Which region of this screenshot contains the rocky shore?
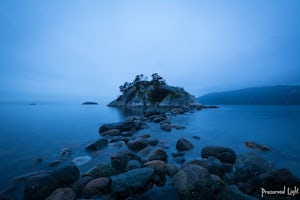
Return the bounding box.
[0,105,299,200]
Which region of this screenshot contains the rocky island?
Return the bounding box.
[1,74,299,200]
[108,73,201,108]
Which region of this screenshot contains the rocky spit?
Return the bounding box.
[1,75,299,200]
[0,106,299,200]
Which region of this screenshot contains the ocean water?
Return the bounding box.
[0,104,299,191]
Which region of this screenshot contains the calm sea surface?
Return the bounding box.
[0,104,299,190]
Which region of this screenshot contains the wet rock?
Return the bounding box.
[72,176,93,195]
[233,153,276,183]
[171,125,186,130]
[239,168,300,197]
[84,163,115,178]
[110,167,155,198]
[222,162,233,173]
[81,177,110,197]
[148,139,159,146]
[201,146,237,164]
[108,141,125,149]
[143,160,167,176]
[140,134,151,138]
[147,149,168,161]
[152,116,167,123]
[24,165,80,200]
[120,131,133,137]
[160,121,172,131]
[127,138,148,151]
[210,174,225,195]
[99,120,141,133]
[165,164,180,178]
[144,107,161,117]
[173,164,214,200]
[171,108,185,115]
[36,157,43,163]
[72,155,91,166]
[60,148,71,158]
[85,138,108,152]
[109,136,130,144]
[45,187,76,200]
[184,159,208,169]
[176,138,194,151]
[192,136,200,140]
[48,159,64,167]
[143,160,167,186]
[173,157,185,164]
[100,129,121,137]
[126,159,142,171]
[215,185,258,200]
[111,150,141,172]
[205,156,225,178]
[245,141,271,152]
[138,147,154,158]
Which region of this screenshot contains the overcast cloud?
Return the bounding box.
[1,0,299,103]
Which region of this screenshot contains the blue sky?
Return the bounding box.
[1,0,300,103]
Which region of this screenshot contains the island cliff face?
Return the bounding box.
[108,73,201,108]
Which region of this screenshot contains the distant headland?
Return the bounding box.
[199,85,300,105]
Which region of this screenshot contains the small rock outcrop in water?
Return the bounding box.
[82,102,98,105]
[108,73,201,108]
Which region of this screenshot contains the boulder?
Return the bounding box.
[126,159,142,171]
[110,150,141,172]
[146,149,168,161]
[160,122,172,132]
[171,125,186,130]
[165,164,180,178]
[233,153,276,183]
[83,163,115,178]
[205,156,225,178]
[201,146,237,164]
[210,174,225,195]
[81,177,110,197]
[245,141,271,152]
[85,139,108,152]
[24,165,80,200]
[72,176,93,195]
[173,164,214,200]
[143,160,168,186]
[138,147,154,158]
[143,160,167,177]
[171,108,185,115]
[72,156,91,166]
[176,138,194,151]
[239,168,300,197]
[110,168,155,198]
[99,120,141,133]
[152,116,167,123]
[144,107,161,117]
[100,129,121,137]
[45,187,76,200]
[148,139,159,146]
[127,138,148,151]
